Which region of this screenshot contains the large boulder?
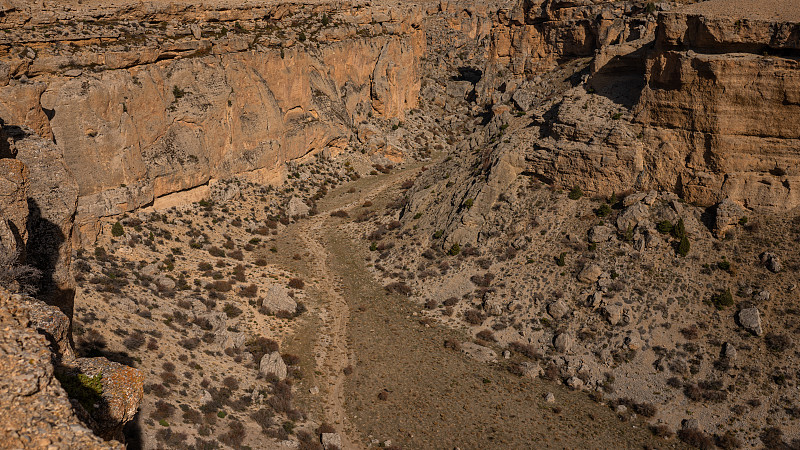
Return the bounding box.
[738,307,763,336]
[259,352,288,380]
[262,284,297,315]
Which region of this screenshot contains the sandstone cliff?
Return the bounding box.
[0,1,425,245]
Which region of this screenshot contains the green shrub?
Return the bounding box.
[556,252,566,267]
[111,221,124,237]
[56,372,103,413]
[463,198,474,209]
[448,243,461,256]
[433,230,443,239]
[709,289,733,309]
[568,186,583,200]
[677,235,690,257]
[672,218,686,239]
[596,203,611,217]
[656,220,673,234]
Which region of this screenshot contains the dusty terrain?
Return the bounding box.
[2,0,800,449]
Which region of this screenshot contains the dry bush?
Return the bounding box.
[288,278,305,289]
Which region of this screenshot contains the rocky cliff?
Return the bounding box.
[0,0,426,245]
[0,129,144,446]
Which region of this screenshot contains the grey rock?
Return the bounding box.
[760,252,782,273]
[682,419,699,430]
[262,284,297,315]
[321,433,342,450]
[553,332,573,353]
[545,392,555,403]
[287,196,310,217]
[738,307,763,336]
[259,352,287,380]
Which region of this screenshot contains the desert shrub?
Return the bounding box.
[219,421,246,447]
[208,246,225,257]
[123,331,146,350]
[178,337,200,350]
[288,278,305,289]
[247,337,279,362]
[424,298,438,309]
[476,329,496,342]
[443,297,459,307]
[444,339,461,351]
[330,210,349,218]
[508,341,540,359]
[150,400,176,420]
[715,431,743,449]
[208,280,232,292]
[251,408,274,432]
[198,262,213,271]
[182,408,202,424]
[677,428,714,449]
[464,308,484,325]
[240,284,258,297]
[223,303,242,318]
[229,249,244,261]
[255,258,268,266]
[222,376,239,391]
[268,381,293,413]
[765,333,792,353]
[470,272,495,287]
[384,282,412,296]
[650,424,674,438]
[568,186,583,200]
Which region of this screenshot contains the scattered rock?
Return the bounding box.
[259,352,288,380]
[566,376,584,390]
[321,433,342,450]
[262,284,297,315]
[722,342,737,360]
[588,225,615,243]
[577,264,602,284]
[760,252,782,273]
[545,392,555,403]
[681,419,699,430]
[553,332,573,353]
[738,308,763,336]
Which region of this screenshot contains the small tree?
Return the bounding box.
[568,186,583,200]
[111,221,125,237]
[672,218,686,240]
[677,235,690,257]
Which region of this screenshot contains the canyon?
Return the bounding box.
[1,0,799,448]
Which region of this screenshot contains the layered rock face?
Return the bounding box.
[635,4,800,208]
[469,0,800,225]
[0,1,425,245]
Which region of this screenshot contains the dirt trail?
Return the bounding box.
[294,168,419,449]
[287,164,682,449]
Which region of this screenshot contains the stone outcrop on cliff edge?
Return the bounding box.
[0,129,143,446]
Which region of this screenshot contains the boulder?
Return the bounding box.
[547,299,569,319]
[616,202,649,232]
[262,284,297,315]
[259,352,287,380]
[722,342,737,360]
[760,252,782,273]
[588,225,615,243]
[321,433,342,450]
[553,332,573,353]
[577,264,602,284]
[738,308,763,336]
[286,197,310,218]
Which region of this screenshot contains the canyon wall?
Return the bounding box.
[480,0,800,214]
[0,1,425,244]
